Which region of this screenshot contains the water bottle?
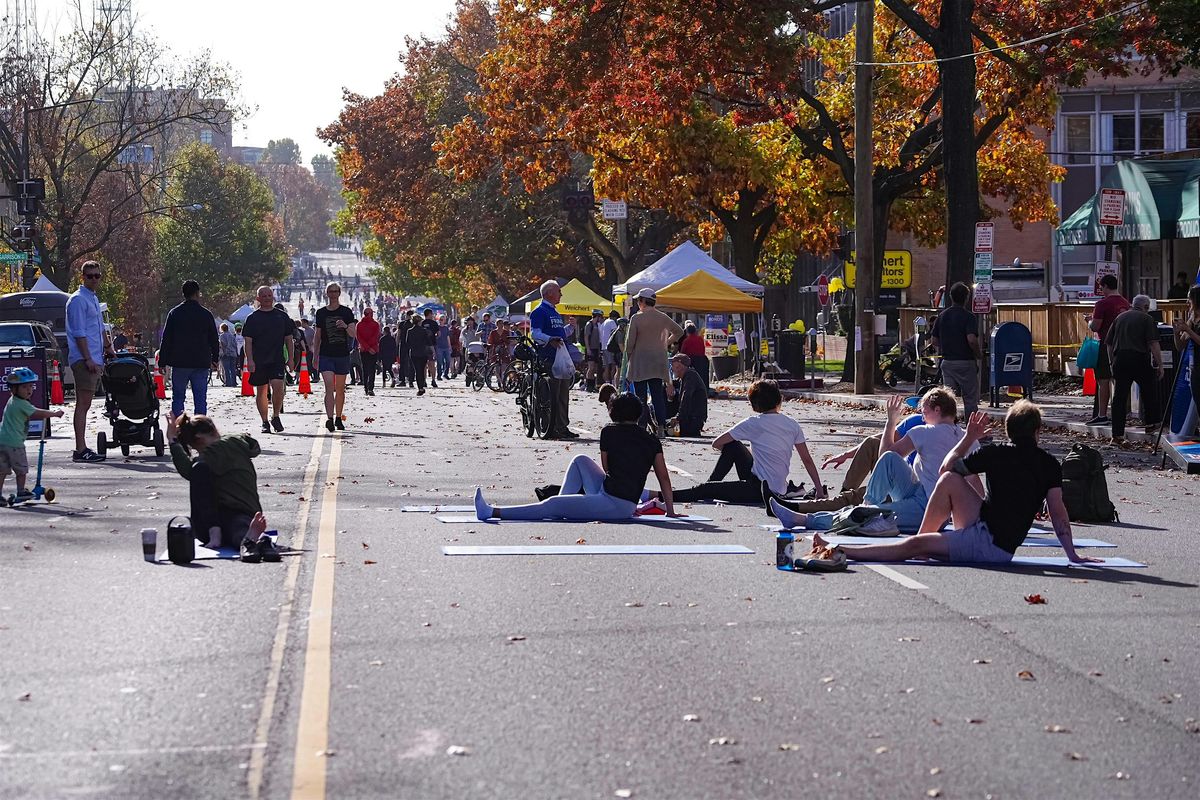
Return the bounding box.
[775,531,795,571]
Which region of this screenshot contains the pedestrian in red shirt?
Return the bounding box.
[356,307,382,396]
[678,322,710,387]
[1085,274,1131,426]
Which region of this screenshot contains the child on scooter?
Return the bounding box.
[0,368,64,502]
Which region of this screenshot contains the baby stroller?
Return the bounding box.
[878,334,941,392]
[97,352,165,457]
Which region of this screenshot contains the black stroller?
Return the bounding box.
[97,352,165,457]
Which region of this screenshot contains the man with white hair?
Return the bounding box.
[1106,293,1164,441]
[529,280,575,438]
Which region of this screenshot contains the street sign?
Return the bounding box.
[0,252,28,262]
[972,282,994,314]
[1093,260,1119,294]
[845,250,912,288]
[816,274,830,306]
[1099,188,1126,227]
[974,222,995,252]
[973,252,993,284]
[600,199,627,220]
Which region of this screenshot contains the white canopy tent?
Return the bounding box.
[30,275,63,292]
[612,240,764,297]
[228,303,255,323]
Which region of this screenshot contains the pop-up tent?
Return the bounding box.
[655,270,763,313]
[228,303,255,323]
[527,279,620,315]
[612,240,764,296]
[30,275,63,292]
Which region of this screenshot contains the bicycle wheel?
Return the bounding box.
[486,360,505,392]
[502,365,521,394]
[518,376,535,438]
[532,375,553,438]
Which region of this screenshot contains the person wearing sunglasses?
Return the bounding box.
[65,260,115,462]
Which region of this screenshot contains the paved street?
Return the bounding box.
[1,373,1198,799]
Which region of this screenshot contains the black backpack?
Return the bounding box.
[1060,444,1118,523]
[606,328,623,355]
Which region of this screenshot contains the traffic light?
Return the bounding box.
[832,230,855,262]
[10,222,33,250]
[22,264,37,288]
[562,188,594,225]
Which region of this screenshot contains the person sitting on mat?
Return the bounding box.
[475,393,679,521]
[770,389,982,532]
[658,379,824,505]
[810,400,1101,565]
[664,353,707,437]
[167,412,277,563]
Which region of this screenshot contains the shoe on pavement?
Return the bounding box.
[325,418,335,432]
[72,448,105,463]
[271,415,284,432]
[257,536,282,563]
[1085,416,1111,426]
[795,543,848,572]
[558,430,579,439]
[417,388,426,396]
[857,513,900,536]
[534,484,562,501]
[261,421,272,434]
[430,381,438,388]
[240,538,262,563]
[334,418,345,431]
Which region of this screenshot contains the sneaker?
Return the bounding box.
[430,381,438,388]
[534,484,562,501]
[257,536,282,563]
[417,388,426,396]
[559,430,579,439]
[334,418,345,431]
[72,448,105,463]
[795,543,848,572]
[857,513,901,537]
[1085,416,1111,426]
[271,416,284,432]
[325,418,335,432]
[240,538,262,563]
[261,421,272,434]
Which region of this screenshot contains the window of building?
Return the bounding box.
[199,129,213,145]
[1187,112,1200,149]
[1064,117,1092,164]
[1111,114,1136,154]
[1140,113,1164,153]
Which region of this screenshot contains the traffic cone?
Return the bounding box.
[298,352,312,396]
[241,363,253,397]
[49,361,64,404]
[1082,368,1096,397]
[153,365,166,400]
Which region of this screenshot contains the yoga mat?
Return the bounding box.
[437,514,714,524]
[154,536,291,563]
[756,526,1116,549]
[401,505,474,513]
[853,556,1146,569]
[442,544,755,556]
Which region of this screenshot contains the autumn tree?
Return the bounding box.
[0,1,242,289]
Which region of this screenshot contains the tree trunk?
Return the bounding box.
[938,0,979,289]
[714,188,775,282]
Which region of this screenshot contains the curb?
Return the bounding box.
[781,390,1164,445]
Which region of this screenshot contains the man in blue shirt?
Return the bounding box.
[529,280,575,439]
[65,260,114,463]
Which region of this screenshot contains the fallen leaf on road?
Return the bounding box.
[973,659,991,665]
[1065,752,1086,761]
[1024,594,1047,605]
[1045,724,1071,734]
[874,746,889,755]
[708,737,736,746]
[926,790,942,798]
[278,490,295,495]
[778,743,800,751]
[445,745,470,756]
[507,635,526,642]
[615,791,633,799]
[624,602,644,608]
[682,714,700,722]
[966,718,985,724]
[820,676,835,684]
[929,767,941,775]
[576,537,587,544]
[898,637,921,642]
[1110,771,1131,780]
[363,560,377,565]
[16,692,30,701]
[1018,670,1036,681]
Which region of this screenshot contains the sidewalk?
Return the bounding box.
[779,385,1172,446]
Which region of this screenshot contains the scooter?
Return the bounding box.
[7,422,56,506]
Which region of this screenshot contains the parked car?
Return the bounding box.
[0,320,70,389]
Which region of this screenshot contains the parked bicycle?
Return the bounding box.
[509,334,552,438]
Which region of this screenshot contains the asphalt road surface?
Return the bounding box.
[2,374,1197,799]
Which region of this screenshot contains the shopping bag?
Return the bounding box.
[551,344,576,379]
[1076,337,1099,371]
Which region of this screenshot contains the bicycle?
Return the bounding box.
[463,349,487,391]
[510,334,552,438]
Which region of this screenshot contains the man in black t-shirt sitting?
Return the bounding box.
[813,401,1101,565]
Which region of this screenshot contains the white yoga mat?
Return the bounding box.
[852,556,1146,569]
[443,544,754,556]
[436,514,714,524]
[401,505,474,513]
[757,525,1116,548]
[154,535,285,562]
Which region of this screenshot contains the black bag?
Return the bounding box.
[605,329,622,355]
[1060,444,1118,523]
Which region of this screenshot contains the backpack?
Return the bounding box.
[1060,444,1118,523]
[606,328,623,355]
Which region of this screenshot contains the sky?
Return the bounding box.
[38,0,461,164]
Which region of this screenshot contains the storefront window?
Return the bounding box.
[1065,117,1092,164]
[1112,114,1137,154]
[1140,114,1164,153]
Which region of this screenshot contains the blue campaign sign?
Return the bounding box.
[1171,340,1194,434]
[705,314,728,330]
[0,351,49,436]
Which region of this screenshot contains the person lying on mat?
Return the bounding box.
[475,393,678,521]
[167,412,278,563]
[770,389,983,532]
[655,379,823,505]
[810,400,1102,565]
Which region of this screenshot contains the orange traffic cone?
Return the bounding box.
[298,352,312,396]
[1082,368,1096,397]
[49,361,64,404]
[153,365,166,400]
[241,363,253,397]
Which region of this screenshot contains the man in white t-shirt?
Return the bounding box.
[666,380,824,504]
[771,389,982,532]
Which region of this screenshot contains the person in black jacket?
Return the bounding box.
[159,280,219,417]
[396,313,413,387]
[378,326,398,387]
[665,354,707,437]
[404,316,431,395]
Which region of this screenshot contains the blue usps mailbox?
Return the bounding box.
[989,322,1034,408]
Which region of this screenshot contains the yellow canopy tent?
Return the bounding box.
[654,270,763,313]
[526,278,620,316]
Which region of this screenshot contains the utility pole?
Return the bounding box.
[853,0,876,394]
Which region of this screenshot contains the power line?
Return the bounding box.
[851,2,1150,68]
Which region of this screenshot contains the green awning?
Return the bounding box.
[1056,158,1200,246]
